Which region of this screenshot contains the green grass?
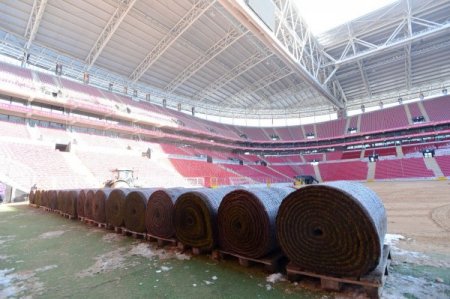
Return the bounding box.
[0,204,321,298]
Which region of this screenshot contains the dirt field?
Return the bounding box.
[367,181,450,256]
[0,180,449,298]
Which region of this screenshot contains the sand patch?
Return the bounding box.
[431,204,450,231]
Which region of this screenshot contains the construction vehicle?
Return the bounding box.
[293,175,319,189]
[104,168,137,188]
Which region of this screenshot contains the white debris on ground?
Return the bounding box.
[160,266,172,272]
[175,252,191,261]
[385,234,450,267]
[129,243,157,259]
[265,284,273,291]
[0,255,11,261]
[0,235,16,246]
[383,271,450,299]
[0,265,55,298]
[76,247,130,278]
[266,273,286,284]
[212,276,218,280]
[203,280,213,285]
[384,234,405,245]
[127,242,191,261]
[35,265,58,272]
[102,233,125,243]
[38,230,65,239]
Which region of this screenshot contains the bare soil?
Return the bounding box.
[366,180,450,258]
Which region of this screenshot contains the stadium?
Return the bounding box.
[0,0,449,298]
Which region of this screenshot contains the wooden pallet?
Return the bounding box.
[212,250,284,273]
[146,233,177,247]
[41,207,52,212]
[59,211,76,220]
[82,217,109,229]
[286,245,391,299]
[176,242,209,255]
[121,228,146,239]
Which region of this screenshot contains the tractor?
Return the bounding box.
[104,168,137,188]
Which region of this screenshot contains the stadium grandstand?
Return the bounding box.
[0,0,449,195]
[0,0,449,297]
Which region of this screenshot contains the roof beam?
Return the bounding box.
[347,24,372,99]
[192,49,273,102]
[129,0,215,83]
[218,0,344,108]
[223,66,291,108]
[23,0,48,53]
[85,0,137,70]
[405,0,413,90]
[164,24,247,93]
[332,19,450,67]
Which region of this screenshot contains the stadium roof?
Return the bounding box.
[0,0,449,120]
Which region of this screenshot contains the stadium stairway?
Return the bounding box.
[417,101,430,121]
[367,161,376,181]
[360,149,366,159]
[404,104,413,125]
[395,146,404,158]
[344,117,351,134]
[423,157,444,178]
[312,164,323,182]
[26,124,41,140]
[62,152,98,186]
[356,115,362,132]
[300,125,306,139]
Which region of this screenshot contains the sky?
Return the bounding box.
[294,0,398,35]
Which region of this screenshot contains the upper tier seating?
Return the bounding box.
[360,105,409,132]
[36,72,59,88]
[316,118,346,139]
[1,62,450,145]
[408,102,422,119]
[0,62,33,81]
[238,126,269,141]
[347,116,358,131]
[274,127,295,141]
[422,96,450,122]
